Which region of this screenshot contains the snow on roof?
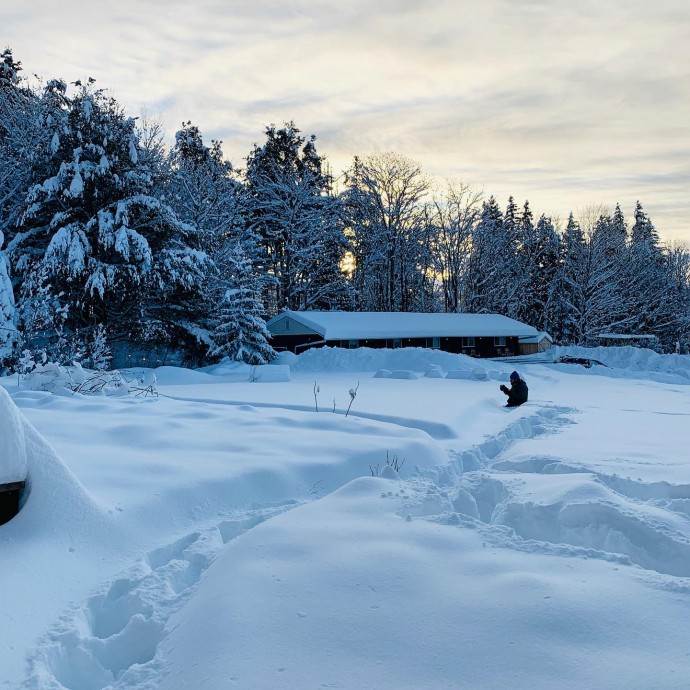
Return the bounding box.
[268,311,538,339]
[518,331,553,343]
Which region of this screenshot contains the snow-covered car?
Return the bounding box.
[555,355,606,368]
[0,387,27,525]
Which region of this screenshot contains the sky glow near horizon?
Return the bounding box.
[5,0,690,241]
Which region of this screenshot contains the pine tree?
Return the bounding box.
[0,48,21,87]
[16,83,207,364]
[209,242,275,364]
[466,195,505,313]
[664,244,690,351]
[626,201,667,340]
[558,213,586,343]
[84,323,112,370]
[499,196,521,317]
[0,48,45,250]
[0,230,17,364]
[510,200,535,323]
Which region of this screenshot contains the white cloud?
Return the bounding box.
[6,0,689,240]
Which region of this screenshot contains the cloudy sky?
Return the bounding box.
[5,0,689,241]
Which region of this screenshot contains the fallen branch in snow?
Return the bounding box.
[70,370,126,395]
[308,480,324,496]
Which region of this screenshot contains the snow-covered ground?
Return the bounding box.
[3,346,690,689]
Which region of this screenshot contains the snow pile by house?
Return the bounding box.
[282,343,690,385]
[285,346,505,379]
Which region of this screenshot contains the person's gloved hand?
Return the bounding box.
[499,384,509,394]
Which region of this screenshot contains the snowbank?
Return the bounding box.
[286,344,690,385]
[0,386,27,484]
[289,346,509,380]
[550,345,690,384]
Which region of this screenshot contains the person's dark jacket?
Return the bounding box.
[501,378,528,407]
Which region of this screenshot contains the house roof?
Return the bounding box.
[518,331,553,344]
[267,310,539,340]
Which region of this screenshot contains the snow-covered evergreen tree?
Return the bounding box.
[626,201,669,342]
[209,242,275,364]
[0,230,17,364]
[558,213,586,343]
[499,196,522,317]
[664,243,690,351]
[466,196,507,314]
[84,323,112,370]
[512,200,536,323]
[16,83,207,364]
[527,214,561,332]
[0,48,46,254]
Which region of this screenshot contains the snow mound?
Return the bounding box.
[153,365,217,384]
[424,364,445,378]
[0,387,27,484]
[446,369,472,380]
[389,370,418,380]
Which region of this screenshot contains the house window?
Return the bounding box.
[348,339,359,349]
[285,319,290,331]
[393,338,401,349]
[431,337,440,349]
[494,336,506,346]
[462,337,475,348]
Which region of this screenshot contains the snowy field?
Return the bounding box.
[3,346,690,689]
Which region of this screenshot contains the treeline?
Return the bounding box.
[0,48,688,371]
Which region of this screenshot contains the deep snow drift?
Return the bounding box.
[2,345,690,689]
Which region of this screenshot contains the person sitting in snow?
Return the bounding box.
[500,371,528,407]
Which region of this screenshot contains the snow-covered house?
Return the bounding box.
[266,311,539,358]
